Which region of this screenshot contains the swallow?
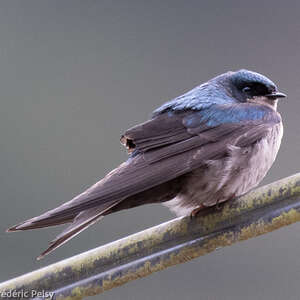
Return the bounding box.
[7,69,286,259]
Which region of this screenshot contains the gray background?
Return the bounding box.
[1,1,300,299]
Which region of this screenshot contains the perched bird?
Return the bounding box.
[7,69,286,259]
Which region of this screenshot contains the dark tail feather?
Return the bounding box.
[6,213,75,232]
[36,207,104,260]
[7,200,123,259]
[37,200,122,260]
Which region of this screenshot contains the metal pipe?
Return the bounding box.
[1,173,300,300]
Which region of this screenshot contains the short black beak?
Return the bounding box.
[265,91,287,99]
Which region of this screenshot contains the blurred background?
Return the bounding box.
[0,1,300,299]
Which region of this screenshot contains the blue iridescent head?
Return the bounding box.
[214,69,286,104]
[153,69,286,116]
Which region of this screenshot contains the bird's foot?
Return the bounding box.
[190,204,207,218]
[215,194,236,210]
[215,200,222,210]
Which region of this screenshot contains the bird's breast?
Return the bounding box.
[164,122,283,216]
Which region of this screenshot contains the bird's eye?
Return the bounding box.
[242,86,251,93]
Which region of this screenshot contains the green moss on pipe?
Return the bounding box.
[0,173,300,300]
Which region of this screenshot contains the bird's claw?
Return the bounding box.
[190,204,207,218]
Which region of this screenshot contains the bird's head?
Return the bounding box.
[214,69,286,110]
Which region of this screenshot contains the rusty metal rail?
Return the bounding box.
[0,173,300,300]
